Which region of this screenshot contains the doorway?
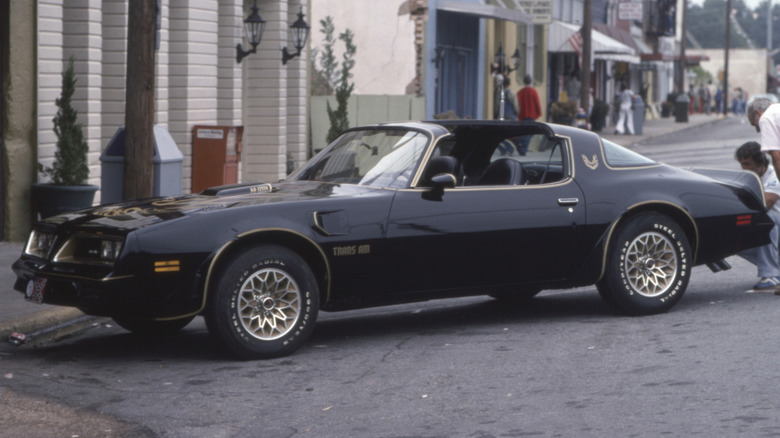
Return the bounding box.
[435,11,478,119]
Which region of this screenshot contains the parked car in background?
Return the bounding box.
[13,120,772,359]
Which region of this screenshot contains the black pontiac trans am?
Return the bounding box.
[13,121,773,359]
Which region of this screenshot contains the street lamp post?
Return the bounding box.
[494,46,506,120]
[492,46,521,120]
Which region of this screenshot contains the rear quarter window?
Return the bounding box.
[602,139,657,167]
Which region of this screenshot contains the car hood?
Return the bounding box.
[38,181,386,232]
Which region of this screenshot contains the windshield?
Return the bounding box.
[291,129,429,188]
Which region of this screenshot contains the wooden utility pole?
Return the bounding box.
[580,0,592,113]
[123,0,156,200]
[724,0,731,115]
[677,0,687,94]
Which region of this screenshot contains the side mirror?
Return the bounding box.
[423,173,456,201]
[431,173,457,189]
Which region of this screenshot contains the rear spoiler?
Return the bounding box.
[688,168,765,208]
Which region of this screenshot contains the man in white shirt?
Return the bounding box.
[735,141,780,291]
[747,98,780,175]
[614,82,635,135]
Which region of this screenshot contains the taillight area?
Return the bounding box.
[736,214,753,226]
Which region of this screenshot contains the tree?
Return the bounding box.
[311,16,357,144]
[326,29,356,143]
[123,0,156,200]
[40,56,89,186]
[687,0,760,49]
[315,16,338,95]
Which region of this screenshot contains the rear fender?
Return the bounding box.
[689,168,766,210]
[571,201,699,285]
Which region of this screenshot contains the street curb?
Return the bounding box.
[0,307,91,345]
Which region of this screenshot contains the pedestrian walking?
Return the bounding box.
[614,82,635,135]
[515,74,542,155]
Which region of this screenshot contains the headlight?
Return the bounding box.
[101,239,123,261]
[25,230,56,259]
[53,234,125,266]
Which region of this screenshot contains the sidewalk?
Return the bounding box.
[0,242,97,346]
[600,111,721,147]
[0,111,725,346]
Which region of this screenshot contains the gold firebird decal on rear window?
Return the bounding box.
[582,154,599,170]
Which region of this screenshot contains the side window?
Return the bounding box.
[418,139,459,187]
[488,134,566,185]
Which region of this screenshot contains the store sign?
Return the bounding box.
[618,2,643,20]
[518,0,552,24]
[659,37,675,57]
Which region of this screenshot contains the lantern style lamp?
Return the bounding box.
[282,7,311,65]
[508,48,522,73]
[236,0,266,64]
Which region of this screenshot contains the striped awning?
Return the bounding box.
[548,21,640,64]
[437,0,533,24]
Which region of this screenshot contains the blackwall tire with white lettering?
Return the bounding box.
[205,245,319,359]
[597,212,691,315]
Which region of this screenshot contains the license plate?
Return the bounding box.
[25,278,47,304]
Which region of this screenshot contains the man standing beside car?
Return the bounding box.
[735,141,780,292]
[747,97,780,177]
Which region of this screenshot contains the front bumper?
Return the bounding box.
[12,255,204,319]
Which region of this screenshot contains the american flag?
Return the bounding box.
[568,28,583,66]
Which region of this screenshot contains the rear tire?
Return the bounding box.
[205,245,319,359]
[597,212,691,315]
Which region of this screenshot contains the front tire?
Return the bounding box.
[205,245,319,359]
[597,212,691,315]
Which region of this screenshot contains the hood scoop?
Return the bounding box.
[200,182,278,197]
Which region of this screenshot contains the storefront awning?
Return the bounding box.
[437,0,533,24]
[548,21,640,64]
[592,23,652,56]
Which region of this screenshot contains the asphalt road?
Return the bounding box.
[2,115,778,438]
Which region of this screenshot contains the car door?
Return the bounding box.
[385,142,586,296]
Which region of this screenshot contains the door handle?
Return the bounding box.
[558,198,579,206]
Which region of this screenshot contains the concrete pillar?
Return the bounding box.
[4,1,37,240]
[169,0,220,192]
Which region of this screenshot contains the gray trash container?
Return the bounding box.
[100,125,184,204]
[632,96,645,135]
[675,94,689,123]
